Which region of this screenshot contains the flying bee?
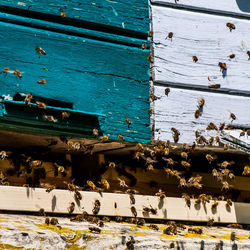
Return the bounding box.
[247,51,250,60]
[36,101,46,109]
[131,206,137,217]
[242,165,250,175]
[24,93,32,105]
[163,157,175,166]
[208,84,221,89]
[229,54,235,59]
[62,111,70,120]
[179,178,187,188]
[44,115,57,123]
[68,202,75,214]
[182,194,191,208]
[99,135,109,142]
[192,56,198,63]
[87,180,96,190]
[117,178,128,188]
[206,154,217,164]
[61,11,66,18]
[147,164,154,171]
[181,151,188,160]
[218,62,227,73]
[93,128,99,136]
[117,134,125,141]
[92,200,101,215]
[29,160,42,168]
[228,173,235,180]
[194,109,201,118]
[221,181,231,191]
[207,122,218,130]
[155,189,166,200]
[74,190,82,201]
[13,69,22,79]
[226,22,235,32]
[163,147,170,156]
[181,160,191,168]
[166,32,173,40]
[219,161,232,168]
[0,151,7,160]
[37,79,47,84]
[101,178,110,190]
[136,143,144,151]
[36,46,46,58]
[1,67,10,76]
[192,182,202,189]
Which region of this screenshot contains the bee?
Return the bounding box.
[171,127,180,143]
[92,128,99,136]
[0,151,7,160]
[182,194,191,208]
[150,93,159,101]
[62,111,70,120]
[226,23,235,32]
[224,144,229,150]
[227,224,243,229]
[36,46,46,57]
[207,122,218,130]
[131,206,137,217]
[219,161,231,168]
[101,178,110,190]
[221,181,231,191]
[194,109,201,118]
[50,218,59,225]
[198,98,205,109]
[36,101,46,109]
[117,134,125,141]
[143,206,151,213]
[67,140,81,150]
[126,236,135,249]
[117,178,128,188]
[207,218,214,226]
[13,69,22,79]
[89,226,101,234]
[206,154,216,165]
[188,227,203,234]
[136,143,144,151]
[68,202,75,214]
[87,180,96,190]
[74,191,82,201]
[108,162,116,168]
[209,84,221,89]
[39,208,46,216]
[215,136,220,143]
[45,217,50,225]
[192,56,198,63]
[150,206,157,215]
[247,51,250,60]
[44,115,57,123]
[218,62,227,73]
[239,131,245,137]
[228,173,235,180]
[1,67,10,76]
[219,122,225,130]
[181,151,188,160]
[165,87,170,96]
[147,164,154,171]
[64,179,77,192]
[193,182,202,189]
[155,189,166,200]
[29,160,43,168]
[211,201,219,210]
[231,231,236,241]
[148,30,153,37]
[92,200,101,215]
[99,135,109,142]
[24,93,32,105]
[40,183,56,193]
[137,218,145,226]
[37,79,47,84]
[179,178,187,188]
[61,11,67,18]
[242,165,250,175]
[148,109,153,115]
[166,32,173,40]
[149,224,159,230]
[229,112,236,122]
[181,160,191,168]
[147,54,154,63]
[229,54,235,59]
[226,199,233,207]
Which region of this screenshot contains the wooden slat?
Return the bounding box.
[153,86,250,143]
[151,0,250,19]
[0,0,149,35]
[0,186,249,224]
[151,6,250,92]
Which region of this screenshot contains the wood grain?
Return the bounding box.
[151,6,250,92]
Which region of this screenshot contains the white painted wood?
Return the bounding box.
[151,0,250,18]
[154,86,250,143]
[151,6,250,92]
[0,186,250,223]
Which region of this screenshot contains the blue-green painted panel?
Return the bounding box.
[0,13,151,143]
[0,0,149,35]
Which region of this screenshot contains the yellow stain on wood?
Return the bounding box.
[0,244,22,250]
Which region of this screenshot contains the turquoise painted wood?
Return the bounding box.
[0,0,149,35]
[0,2,151,143]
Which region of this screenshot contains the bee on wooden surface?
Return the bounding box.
[219,122,225,130]
[149,224,159,230]
[208,83,221,89]
[126,236,135,249]
[1,67,10,76]
[224,144,229,150]
[188,227,203,234]
[231,231,236,241]
[207,122,218,131]
[148,108,153,115]
[101,178,110,190]
[171,127,180,143]
[181,160,191,168]
[226,199,233,207]
[40,183,56,193]
[117,134,125,141]
[163,157,175,166]
[89,226,101,234]
[44,115,57,123]
[24,93,32,105]
[61,11,67,18]
[74,190,82,201]
[221,181,231,191]
[131,206,137,217]
[207,218,214,226]
[227,224,243,229]
[99,135,109,142]
[92,200,101,215]
[181,194,191,208]
[63,179,77,192]
[36,46,46,58]
[13,69,22,79]
[155,189,166,200]
[228,53,235,59]
[226,23,235,32]
[218,62,227,73]
[126,189,139,195]
[194,109,201,119]
[198,98,205,109]
[163,147,170,156]
[150,93,159,101]
[229,112,236,122]
[137,218,145,226]
[166,32,173,40]
[39,208,46,216]
[143,206,151,213]
[50,218,59,225]
[169,242,175,248]
[147,54,154,63]
[239,131,245,137]
[181,151,188,160]
[147,164,154,171]
[163,224,177,235]
[61,111,70,120]
[192,56,198,63]
[68,202,75,214]
[179,178,187,188]
[247,51,250,60]
[0,151,7,160]
[36,101,46,109]
[67,140,81,150]
[54,162,65,173]
[148,30,153,37]
[193,182,203,189]
[242,165,250,175]
[125,117,132,128]
[150,206,157,215]
[165,87,170,96]
[215,136,220,143]
[45,217,50,225]
[37,79,47,85]
[0,171,8,185]
[87,180,96,190]
[211,201,219,210]
[141,42,147,50]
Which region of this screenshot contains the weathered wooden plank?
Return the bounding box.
[0,0,149,35]
[0,18,150,143]
[151,0,250,19]
[1,186,250,223]
[153,86,250,143]
[151,6,250,92]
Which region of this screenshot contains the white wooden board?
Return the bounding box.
[0,186,250,224]
[151,6,250,92]
[151,0,250,18]
[154,86,250,143]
